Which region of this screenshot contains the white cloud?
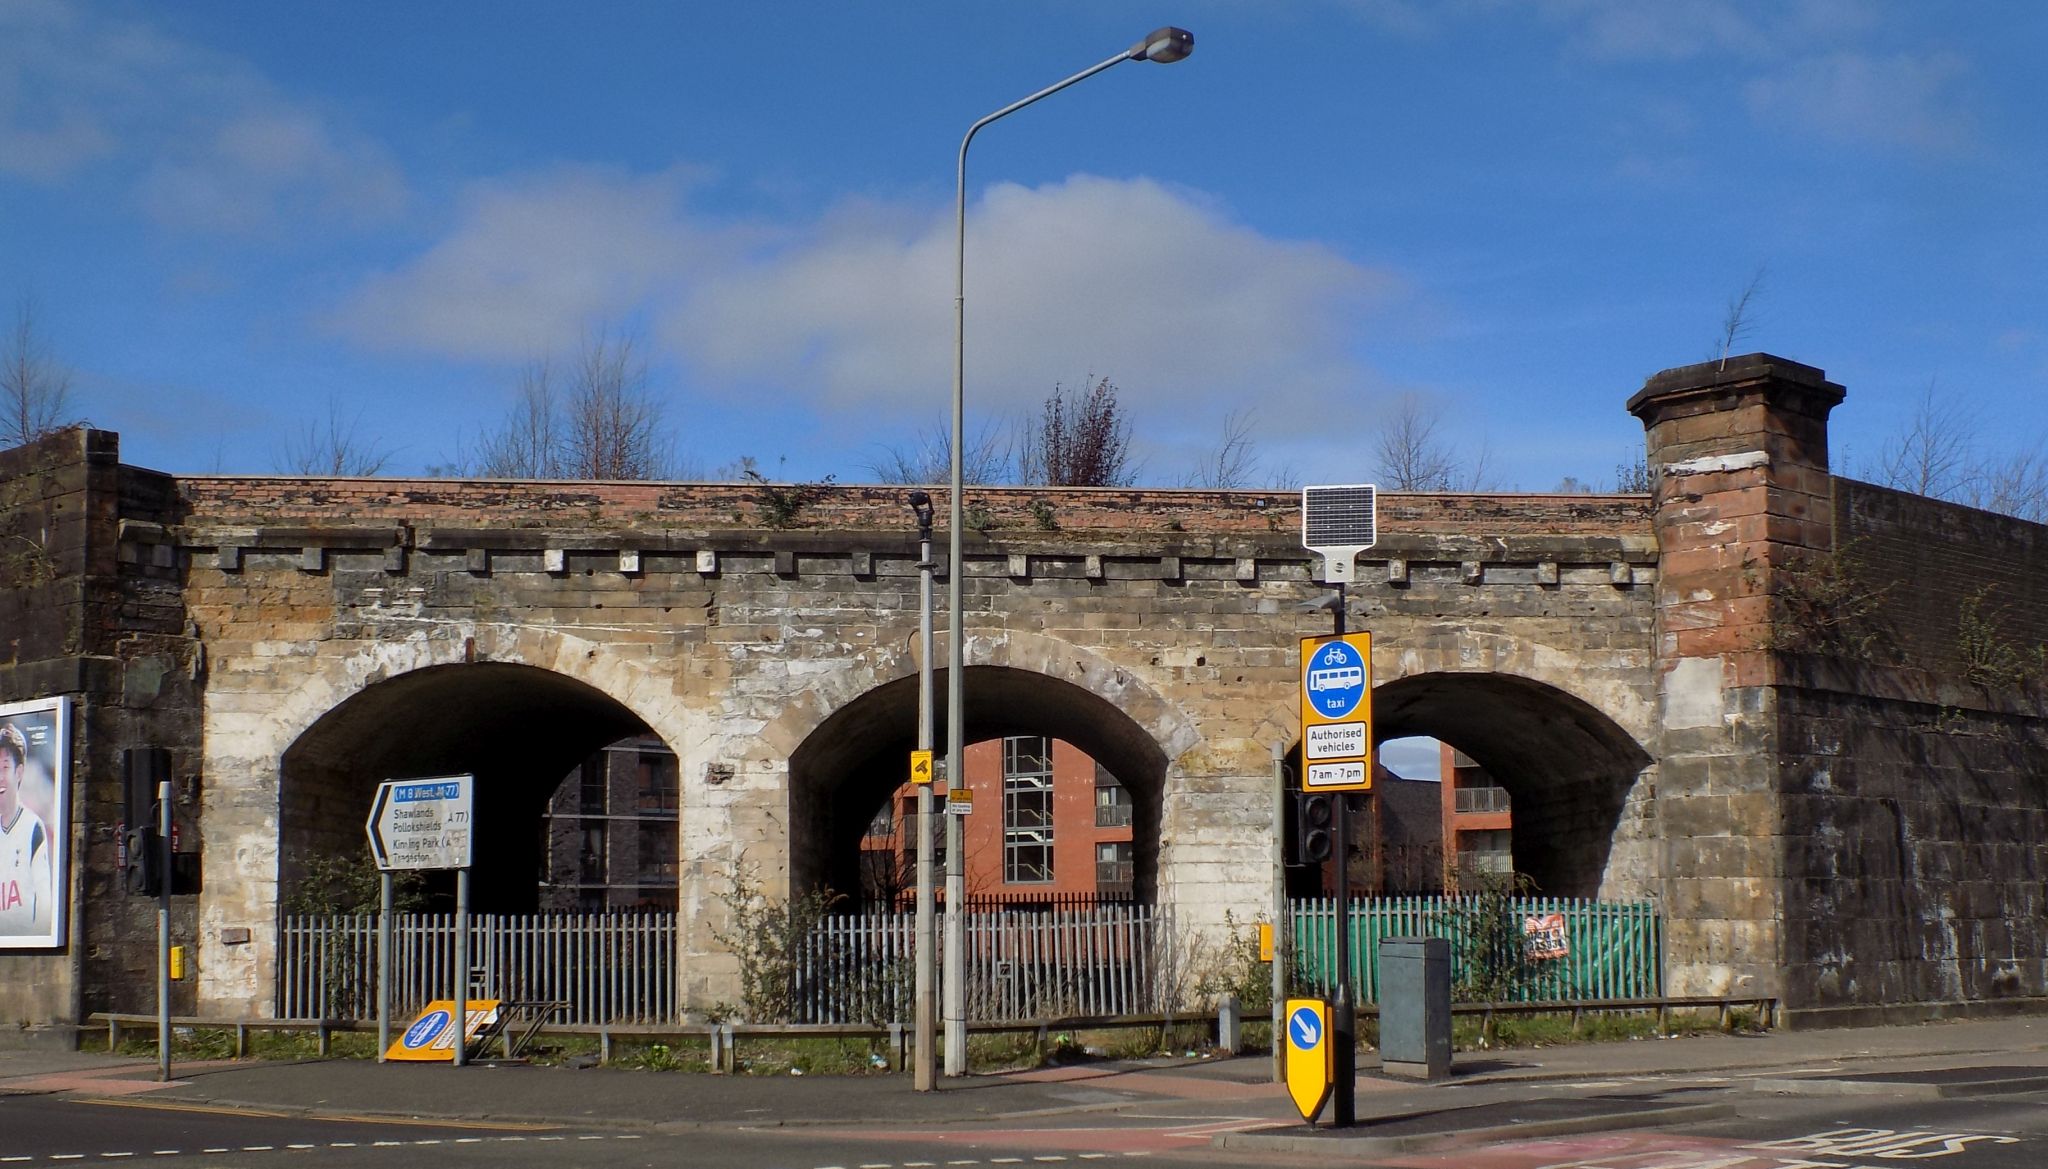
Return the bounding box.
[670,175,1396,443]
[331,166,719,360]
[0,1,406,231]
[329,166,1401,455]
[1746,51,1973,154]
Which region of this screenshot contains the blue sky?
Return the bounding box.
[4,1,2045,489]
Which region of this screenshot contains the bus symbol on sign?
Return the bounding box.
[1304,641,1367,719]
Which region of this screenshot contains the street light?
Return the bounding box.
[908,490,938,1092]
[943,24,1195,1079]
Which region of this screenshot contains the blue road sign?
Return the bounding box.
[402,1009,451,1049]
[1303,640,1367,720]
[1289,1005,1324,1050]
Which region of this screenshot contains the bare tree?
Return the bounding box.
[2,299,78,448]
[1862,382,2048,522]
[1871,381,1976,499]
[453,332,677,480]
[1371,393,1496,491]
[1976,447,2048,523]
[276,398,392,476]
[865,419,1012,485]
[1018,376,1133,487]
[1185,408,1260,489]
[468,359,566,478]
[565,332,671,479]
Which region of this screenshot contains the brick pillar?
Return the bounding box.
[1627,354,1844,999]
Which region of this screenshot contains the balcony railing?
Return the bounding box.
[1455,786,1512,814]
[1095,802,1133,828]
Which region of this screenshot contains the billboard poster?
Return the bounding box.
[0,697,68,950]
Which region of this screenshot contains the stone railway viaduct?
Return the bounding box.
[3,354,2046,1039]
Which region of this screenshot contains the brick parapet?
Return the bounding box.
[168,474,1650,538]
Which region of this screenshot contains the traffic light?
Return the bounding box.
[124,825,162,896]
[1295,792,1334,865]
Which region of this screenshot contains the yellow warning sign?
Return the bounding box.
[385,999,501,1062]
[1258,922,1274,963]
[910,749,935,786]
[1283,997,1333,1123]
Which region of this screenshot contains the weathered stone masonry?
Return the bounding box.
[2,352,2045,1043]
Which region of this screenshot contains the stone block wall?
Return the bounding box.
[0,430,204,1046]
[1773,481,2048,1023]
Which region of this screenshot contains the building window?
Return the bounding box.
[636,749,678,813]
[579,823,607,884]
[578,759,607,814]
[1003,735,1054,884]
[1094,765,1132,827]
[1096,841,1134,888]
[1457,828,1513,875]
[867,799,894,838]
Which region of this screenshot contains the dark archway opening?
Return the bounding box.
[787,666,1169,908]
[279,663,653,913]
[1278,673,1651,900]
[1371,672,1652,898]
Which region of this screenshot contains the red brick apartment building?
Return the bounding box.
[860,736,1135,907]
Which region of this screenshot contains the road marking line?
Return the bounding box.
[287,1145,315,1151]
[2,1156,31,1163]
[52,1155,86,1161]
[1034,1158,1068,1163]
[202,1150,229,1155]
[330,1143,356,1148]
[100,1153,135,1159]
[994,1159,1024,1164]
[152,1154,180,1158]
[616,1136,642,1141]
[454,1138,482,1144]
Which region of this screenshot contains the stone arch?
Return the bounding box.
[1370,672,1652,898]
[769,631,1201,905]
[198,624,687,1014]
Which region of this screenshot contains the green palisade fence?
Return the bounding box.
[1289,895,1662,1003]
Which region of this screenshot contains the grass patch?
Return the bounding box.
[1448,1007,1767,1051]
[103,1026,380,1062]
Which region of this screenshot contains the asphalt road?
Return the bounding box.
[1354,1084,2048,1169]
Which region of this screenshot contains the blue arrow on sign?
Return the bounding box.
[1289,1006,1323,1050]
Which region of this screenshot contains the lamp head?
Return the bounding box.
[1131,26,1194,64]
[907,490,935,530]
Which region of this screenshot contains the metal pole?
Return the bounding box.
[914,516,938,1090]
[949,41,1140,1081]
[156,780,172,1083]
[1271,743,1288,1085]
[454,867,470,1068]
[1330,584,1355,1127]
[378,870,393,1062]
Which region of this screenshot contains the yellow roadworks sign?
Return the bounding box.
[910,749,935,785]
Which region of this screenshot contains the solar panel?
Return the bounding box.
[1302,485,1377,548]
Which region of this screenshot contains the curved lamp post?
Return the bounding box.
[942,25,1194,1080]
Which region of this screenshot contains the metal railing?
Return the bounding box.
[278,911,677,1026]
[791,902,1168,1024]
[1291,895,1661,1003]
[1453,786,1513,814]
